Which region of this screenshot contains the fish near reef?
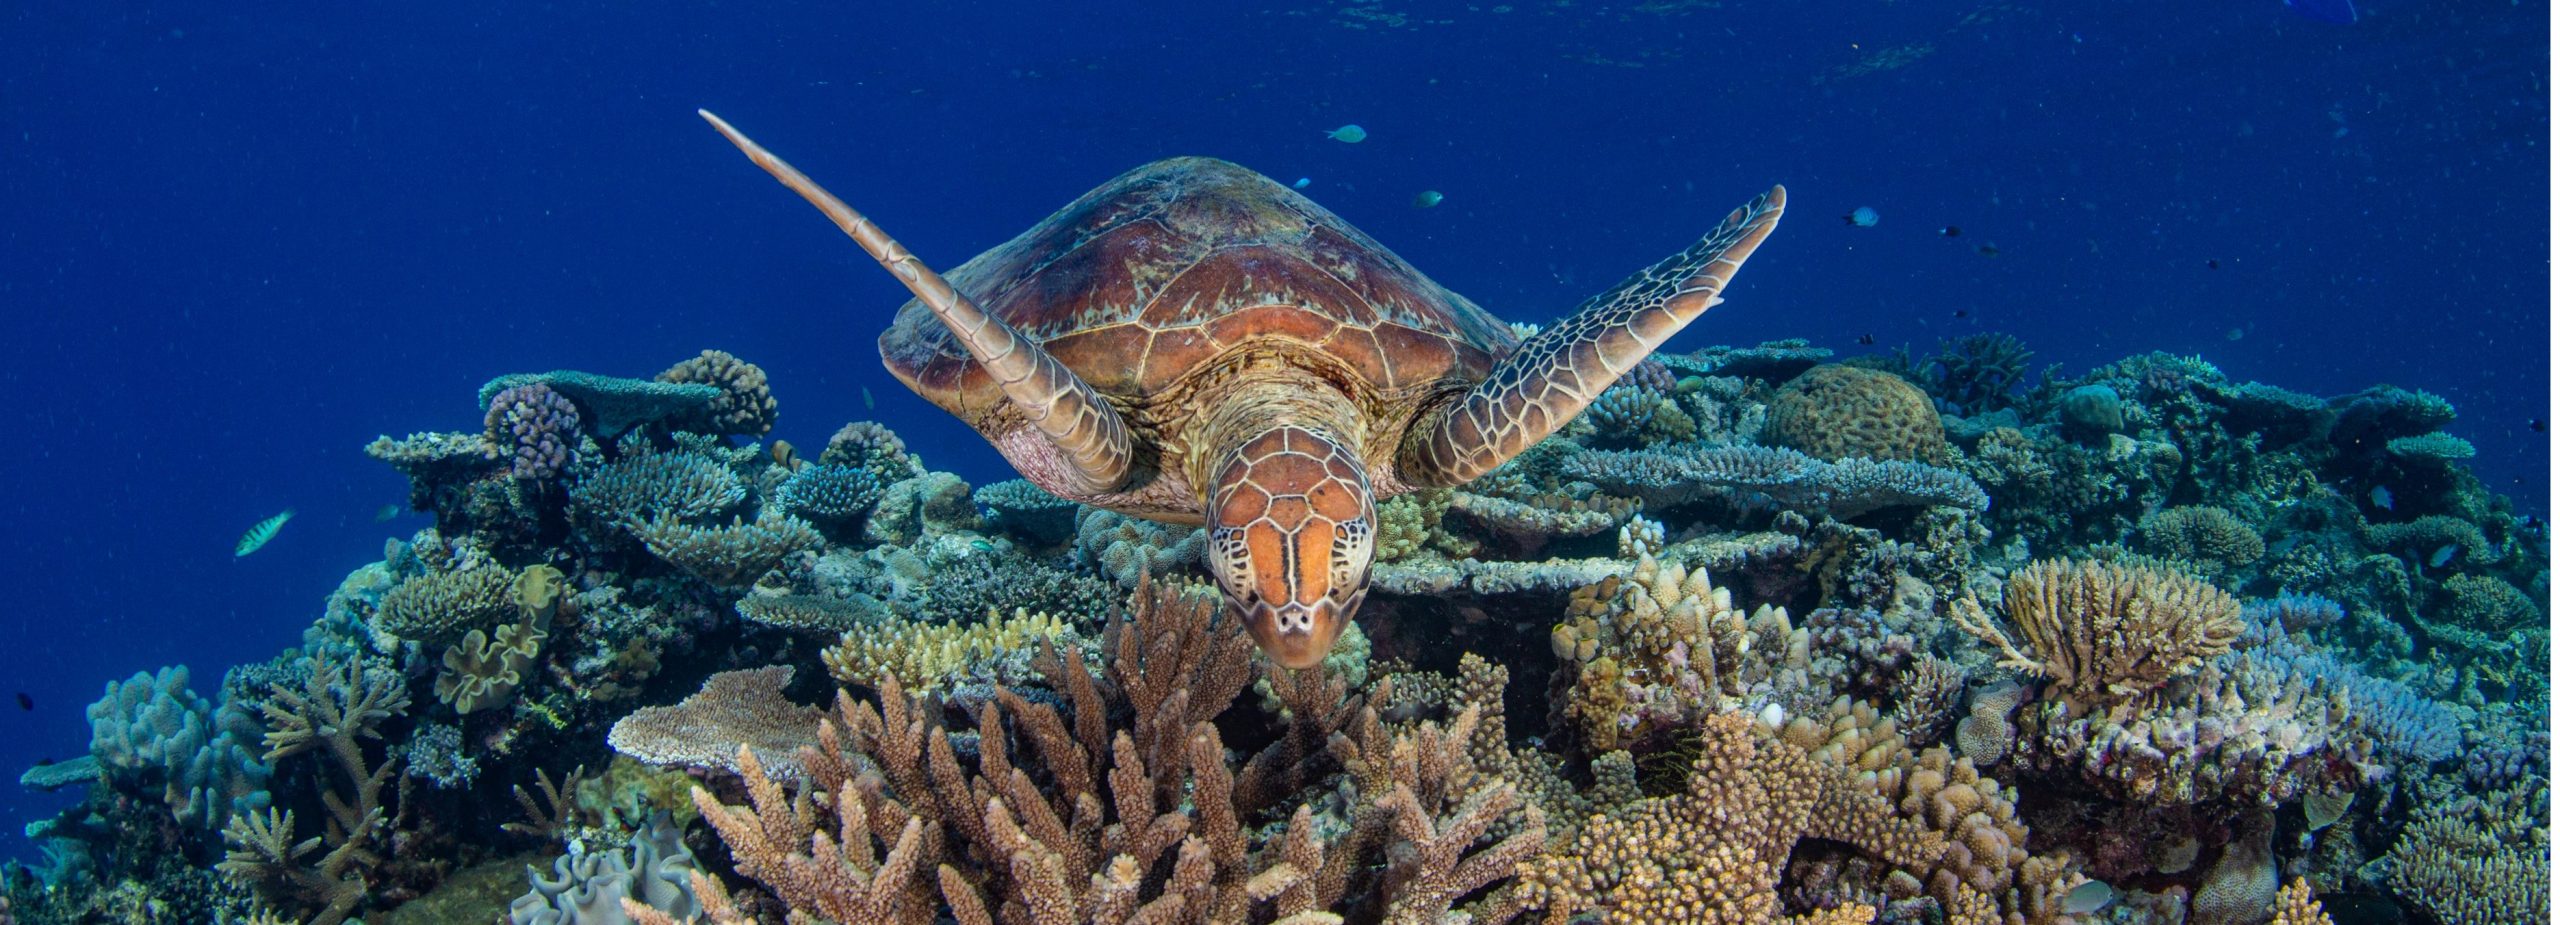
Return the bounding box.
[700,110,1784,668]
[235,509,293,557]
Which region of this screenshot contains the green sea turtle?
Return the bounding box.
[700,110,1785,668]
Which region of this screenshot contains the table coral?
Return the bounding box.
[1564,443,1987,517]
[606,665,823,782]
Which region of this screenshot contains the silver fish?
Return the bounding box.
[235,509,294,557]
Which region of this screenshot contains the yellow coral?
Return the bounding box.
[1952,559,2242,703]
[1764,364,1947,462]
[820,607,1072,696]
[1554,555,1798,749]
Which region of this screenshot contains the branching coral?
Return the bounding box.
[1951,559,2242,704]
[655,348,778,436]
[373,563,519,646]
[2136,505,2265,570]
[1518,711,1939,924]
[818,607,1075,697]
[1551,555,1803,750]
[484,382,583,483]
[221,654,410,925]
[2382,781,2547,925]
[669,576,1541,925]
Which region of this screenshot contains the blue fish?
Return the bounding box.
[1843,206,1880,228]
[2368,486,2393,510]
[2428,544,2457,568]
[2284,0,2355,24]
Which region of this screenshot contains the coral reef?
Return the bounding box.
[11,339,2543,925]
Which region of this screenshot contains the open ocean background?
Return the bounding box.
[0,0,2545,860]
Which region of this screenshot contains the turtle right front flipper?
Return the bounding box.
[698,110,1135,496]
[1398,184,1786,487]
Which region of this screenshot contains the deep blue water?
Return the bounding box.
[0,0,2545,860]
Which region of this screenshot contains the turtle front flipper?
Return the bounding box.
[1399,185,1785,486]
[698,110,1134,495]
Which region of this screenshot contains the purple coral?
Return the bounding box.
[484,383,581,483]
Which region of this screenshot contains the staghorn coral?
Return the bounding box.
[2270,879,2334,925]
[1927,333,2036,416]
[2381,781,2547,925]
[664,576,1541,925]
[655,349,778,436]
[1764,364,1948,462]
[1951,559,2243,705]
[1517,711,1940,924]
[607,665,825,782]
[818,606,1076,697]
[483,382,583,483]
[221,653,410,925]
[2136,505,2265,570]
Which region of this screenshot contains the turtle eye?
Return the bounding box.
[1329,518,1373,598]
[1208,527,1254,600]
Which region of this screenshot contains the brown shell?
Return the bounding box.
[880,157,1518,427]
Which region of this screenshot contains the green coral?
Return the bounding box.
[2136,505,2265,569]
[374,565,518,646]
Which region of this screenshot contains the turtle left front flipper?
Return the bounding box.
[1399,184,1786,486]
[698,110,1135,495]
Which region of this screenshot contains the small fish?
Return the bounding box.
[2428,544,2458,568]
[2206,258,2221,269]
[235,509,294,557]
[2369,486,2394,510]
[861,387,875,410]
[14,693,30,712]
[1292,177,1312,190]
[1842,206,1880,228]
[2531,419,2546,433]
[2063,880,2116,915]
[2522,514,2543,532]
[1953,309,1971,319]
[2226,327,2246,342]
[1938,225,1961,237]
[771,439,801,469]
[1975,243,2000,257]
[373,504,401,523]
[1412,190,1444,209]
[1323,124,1367,143]
[1856,333,1876,346]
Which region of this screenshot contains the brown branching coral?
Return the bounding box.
[677,575,1542,923]
[1951,559,2242,704]
[2382,780,2548,925]
[1518,711,1940,924]
[1551,555,1806,750]
[219,654,410,925]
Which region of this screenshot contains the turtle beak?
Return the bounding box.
[1243,590,1360,670]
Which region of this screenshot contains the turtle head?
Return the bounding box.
[1205,424,1374,669]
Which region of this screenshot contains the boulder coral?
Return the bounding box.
[1764,364,1949,462]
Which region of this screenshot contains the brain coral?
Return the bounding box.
[1763,364,1947,462]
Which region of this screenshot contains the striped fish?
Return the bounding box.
[235,509,294,557]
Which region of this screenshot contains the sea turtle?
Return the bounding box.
[700,110,1785,668]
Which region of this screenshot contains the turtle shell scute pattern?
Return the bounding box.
[880,157,1517,417]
